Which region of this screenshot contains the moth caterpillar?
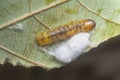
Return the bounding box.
[36,19,96,46]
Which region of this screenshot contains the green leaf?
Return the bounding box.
[0,0,120,68]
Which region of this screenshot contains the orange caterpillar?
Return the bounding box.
[36,19,96,46]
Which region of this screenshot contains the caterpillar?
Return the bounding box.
[36,19,96,46]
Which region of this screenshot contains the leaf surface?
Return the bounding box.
[0,0,120,68]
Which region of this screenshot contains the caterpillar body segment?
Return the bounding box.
[36,19,96,46]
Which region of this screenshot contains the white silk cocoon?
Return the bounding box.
[39,32,90,63]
